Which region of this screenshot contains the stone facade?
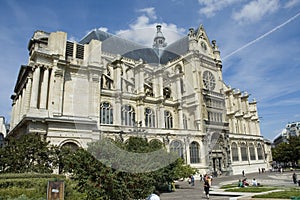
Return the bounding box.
[9,25,269,175]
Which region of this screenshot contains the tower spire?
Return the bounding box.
[153,24,167,49]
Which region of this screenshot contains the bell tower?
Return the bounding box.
[153,24,167,49]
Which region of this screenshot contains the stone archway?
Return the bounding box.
[60,141,80,151]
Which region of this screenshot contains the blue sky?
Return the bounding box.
[0,0,299,141]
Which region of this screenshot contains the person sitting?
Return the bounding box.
[242,178,249,187]
[252,178,258,186]
[238,179,244,187]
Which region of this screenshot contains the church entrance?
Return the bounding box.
[211,150,223,176]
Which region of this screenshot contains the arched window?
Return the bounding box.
[170,140,184,159]
[231,142,239,161]
[249,143,256,160]
[240,143,248,161]
[145,108,155,128]
[257,143,264,160]
[121,105,136,126]
[190,141,200,163]
[100,102,113,124]
[183,114,188,129]
[164,110,173,129]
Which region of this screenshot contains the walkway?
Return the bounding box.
[160,171,299,200]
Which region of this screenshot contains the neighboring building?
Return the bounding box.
[273,121,300,146]
[9,24,268,175]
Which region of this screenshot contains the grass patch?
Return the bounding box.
[253,188,300,199]
[220,183,239,189]
[0,173,85,200]
[225,186,278,193]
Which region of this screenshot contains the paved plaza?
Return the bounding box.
[160,171,299,200]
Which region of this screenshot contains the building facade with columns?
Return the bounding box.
[9,25,270,175]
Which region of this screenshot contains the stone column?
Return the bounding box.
[238,143,242,162]
[176,76,184,129]
[30,66,41,108]
[135,63,145,95]
[16,98,21,124]
[10,100,16,127]
[20,90,26,118]
[40,67,49,109]
[157,104,164,128]
[89,74,100,120]
[254,143,258,161]
[114,98,121,125]
[185,138,191,164]
[113,60,122,125]
[24,76,32,113]
[200,139,207,166]
[53,69,64,116]
[137,100,145,126]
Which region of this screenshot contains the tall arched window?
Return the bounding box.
[231,142,239,161]
[183,114,188,129]
[257,143,264,160]
[240,143,248,161]
[100,102,113,124]
[121,105,135,126]
[170,140,184,159]
[190,141,200,163]
[145,108,155,128]
[249,143,256,160]
[164,110,173,129]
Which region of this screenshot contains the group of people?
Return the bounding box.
[238,178,259,187]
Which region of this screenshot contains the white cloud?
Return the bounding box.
[284,0,300,8]
[98,27,108,32]
[116,8,185,47]
[198,0,242,17]
[232,0,280,23]
[137,7,157,20]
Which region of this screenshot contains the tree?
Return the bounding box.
[272,136,300,167]
[0,133,57,173]
[59,136,197,199]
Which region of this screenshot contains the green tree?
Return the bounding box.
[59,136,197,199]
[272,136,300,166]
[0,133,57,173]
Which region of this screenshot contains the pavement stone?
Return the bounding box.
[159,170,299,200]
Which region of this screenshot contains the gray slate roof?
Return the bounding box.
[79,29,189,65]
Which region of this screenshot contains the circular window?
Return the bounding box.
[203,71,216,90]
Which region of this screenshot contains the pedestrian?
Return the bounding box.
[258,168,261,174]
[171,181,176,191]
[203,174,210,199]
[200,174,203,182]
[191,175,195,186]
[147,190,160,200]
[292,172,297,184]
[242,170,245,177]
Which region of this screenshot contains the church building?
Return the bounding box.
[9,24,270,175]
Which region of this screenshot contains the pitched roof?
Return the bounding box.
[79,29,189,65]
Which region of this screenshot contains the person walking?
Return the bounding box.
[191,175,195,186]
[203,174,210,199]
[292,172,297,184]
[242,170,245,177]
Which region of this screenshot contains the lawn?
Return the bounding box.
[253,188,300,199]
[224,186,278,193]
